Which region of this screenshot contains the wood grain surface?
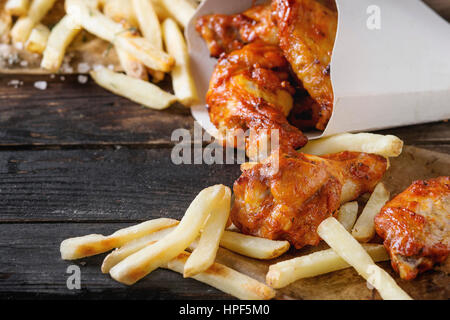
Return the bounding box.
[0,0,449,300]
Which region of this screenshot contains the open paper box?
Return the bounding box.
[186,0,450,139]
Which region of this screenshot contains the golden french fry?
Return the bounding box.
[132,0,161,49]
[352,183,390,242]
[60,218,178,260]
[220,231,290,260]
[266,244,389,288]
[162,18,198,106]
[90,67,176,110]
[0,9,12,43]
[166,251,276,300]
[184,187,231,277]
[103,0,138,27]
[10,0,57,44]
[101,226,177,273]
[160,0,195,28]
[109,185,227,285]
[41,15,82,71]
[24,23,49,54]
[65,0,174,72]
[5,0,30,16]
[300,133,404,158]
[317,217,412,300]
[132,0,165,81]
[337,201,358,232]
[115,35,174,72]
[103,1,148,80]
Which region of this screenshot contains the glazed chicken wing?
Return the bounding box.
[273,0,337,130]
[232,151,388,248]
[375,177,450,280]
[206,41,308,159]
[196,3,278,58]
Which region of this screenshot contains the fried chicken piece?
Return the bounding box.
[272,0,337,130]
[375,177,450,280]
[206,41,308,160]
[196,2,278,58]
[232,151,388,248]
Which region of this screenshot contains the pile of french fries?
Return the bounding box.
[61,133,412,300]
[1,0,200,109]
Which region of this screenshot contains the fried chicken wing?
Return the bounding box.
[232,151,388,248]
[375,177,450,280]
[273,0,337,130]
[206,42,308,159]
[196,3,278,58]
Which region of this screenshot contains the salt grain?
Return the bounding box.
[77,62,90,73]
[20,60,28,67]
[77,75,88,84]
[60,76,65,81]
[7,79,21,88]
[107,64,114,70]
[34,81,47,90]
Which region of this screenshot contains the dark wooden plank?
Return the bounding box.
[0,148,241,222]
[0,223,232,300]
[0,74,192,147]
[0,74,448,148]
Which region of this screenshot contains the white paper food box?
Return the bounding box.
[186,0,450,139]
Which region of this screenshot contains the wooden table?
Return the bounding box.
[0,1,449,300]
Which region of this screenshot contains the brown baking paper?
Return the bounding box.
[214,146,450,300]
[186,0,450,139]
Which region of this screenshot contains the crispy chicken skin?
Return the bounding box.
[272,0,337,130]
[196,3,278,58]
[232,151,388,248]
[206,41,308,159]
[375,177,450,280]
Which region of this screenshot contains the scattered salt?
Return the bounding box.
[34,81,47,90]
[77,75,88,84]
[107,64,114,70]
[20,60,28,67]
[7,80,21,88]
[77,62,90,73]
[14,42,23,50]
[93,64,103,71]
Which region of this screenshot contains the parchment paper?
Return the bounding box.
[214,146,450,300]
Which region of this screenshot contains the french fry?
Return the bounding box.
[24,23,49,54]
[90,67,176,110]
[109,184,227,285]
[103,0,148,81]
[150,0,170,21]
[220,231,290,260]
[162,18,198,106]
[103,0,138,27]
[132,0,165,82]
[184,187,231,277]
[266,244,389,288]
[102,224,289,273]
[0,9,12,43]
[41,15,81,71]
[101,226,177,273]
[65,0,174,72]
[317,217,412,300]
[300,133,404,158]
[5,0,29,16]
[60,218,179,260]
[337,201,358,232]
[10,0,57,44]
[166,251,276,300]
[160,0,196,28]
[352,183,390,242]
[132,0,161,49]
